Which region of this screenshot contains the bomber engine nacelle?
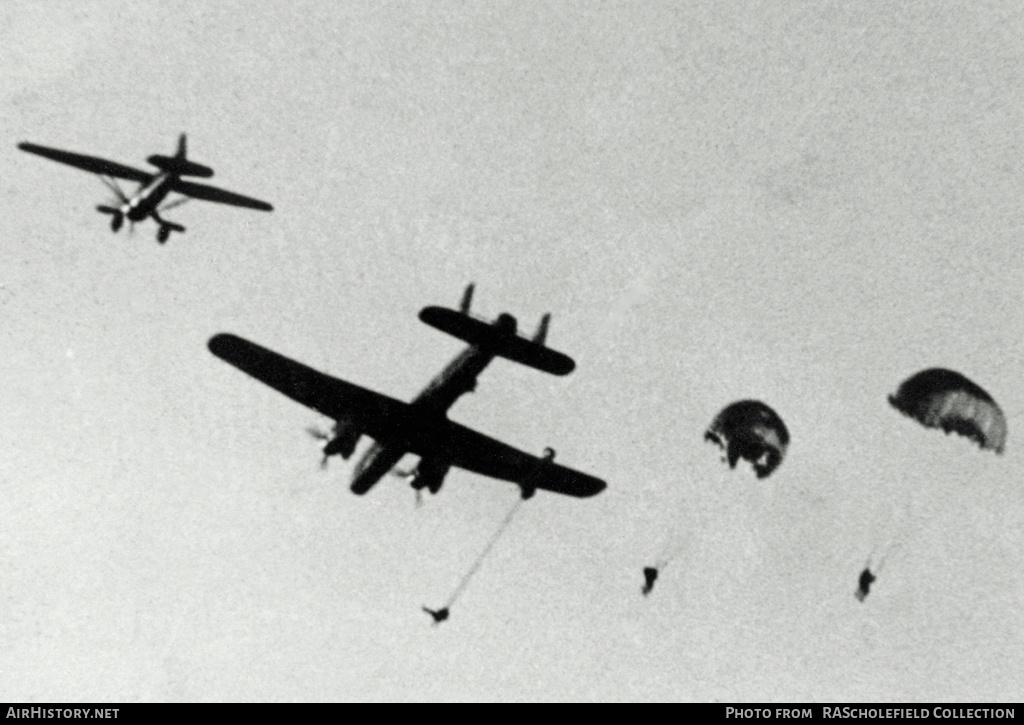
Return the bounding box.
[324,420,361,460]
[410,458,451,495]
[419,284,576,376]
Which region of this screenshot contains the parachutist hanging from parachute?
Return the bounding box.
[644,401,790,596]
[863,369,1007,599]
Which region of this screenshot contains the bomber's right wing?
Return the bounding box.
[437,421,606,498]
[207,333,407,437]
[17,143,152,183]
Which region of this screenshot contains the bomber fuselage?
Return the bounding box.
[348,313,517,494]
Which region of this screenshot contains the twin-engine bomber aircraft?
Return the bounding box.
[207,285,606,500]
[17,134,273,244]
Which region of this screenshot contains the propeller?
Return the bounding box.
[389,467,423,508]
[305,425,333,469]
[99,175,129,203]
[95,176,128,232]
[305,425,330,441]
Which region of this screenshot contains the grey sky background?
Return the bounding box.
[2,0,1022,701]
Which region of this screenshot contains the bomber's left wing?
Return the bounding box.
[174,181,273,211]
[18,142,152,183]
[437,421,606,498]
[208,333,406,437]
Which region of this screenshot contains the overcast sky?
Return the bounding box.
[2,0,1022,702]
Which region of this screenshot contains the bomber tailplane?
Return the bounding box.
[419,305,575,376]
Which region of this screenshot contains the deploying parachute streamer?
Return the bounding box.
[888,368,1006,453]
[423,497,524,624]
[704,400,789,479]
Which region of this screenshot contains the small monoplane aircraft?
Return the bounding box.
[208,285,606,500]
[17,134,273,244]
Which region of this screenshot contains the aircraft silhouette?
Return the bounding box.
[207,285,606,500]
[18,134,273,244]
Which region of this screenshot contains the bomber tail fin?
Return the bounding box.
[533,314,550,345]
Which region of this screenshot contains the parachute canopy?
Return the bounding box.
[888,368,1006,453]
[704,400,789,479]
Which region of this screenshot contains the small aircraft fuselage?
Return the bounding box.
[18,135,273,245]
[123,172,175,222]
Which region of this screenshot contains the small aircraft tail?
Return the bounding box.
[96,205,124,232]
[147,134,214,178]
[459,283,474,314]
[419,285,576,376]
[156,220,185,244]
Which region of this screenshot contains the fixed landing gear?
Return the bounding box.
[155,221,185,245]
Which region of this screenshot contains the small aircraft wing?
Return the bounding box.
[439,421,606,497]
[173,181,273,211]
[17,142,152,183]
[208,334,405,435]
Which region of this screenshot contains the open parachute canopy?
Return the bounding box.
[888,368,1006,453]
[704,400,789,479]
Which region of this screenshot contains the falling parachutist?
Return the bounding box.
[642,567,659,597]
[855,568,877,602]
